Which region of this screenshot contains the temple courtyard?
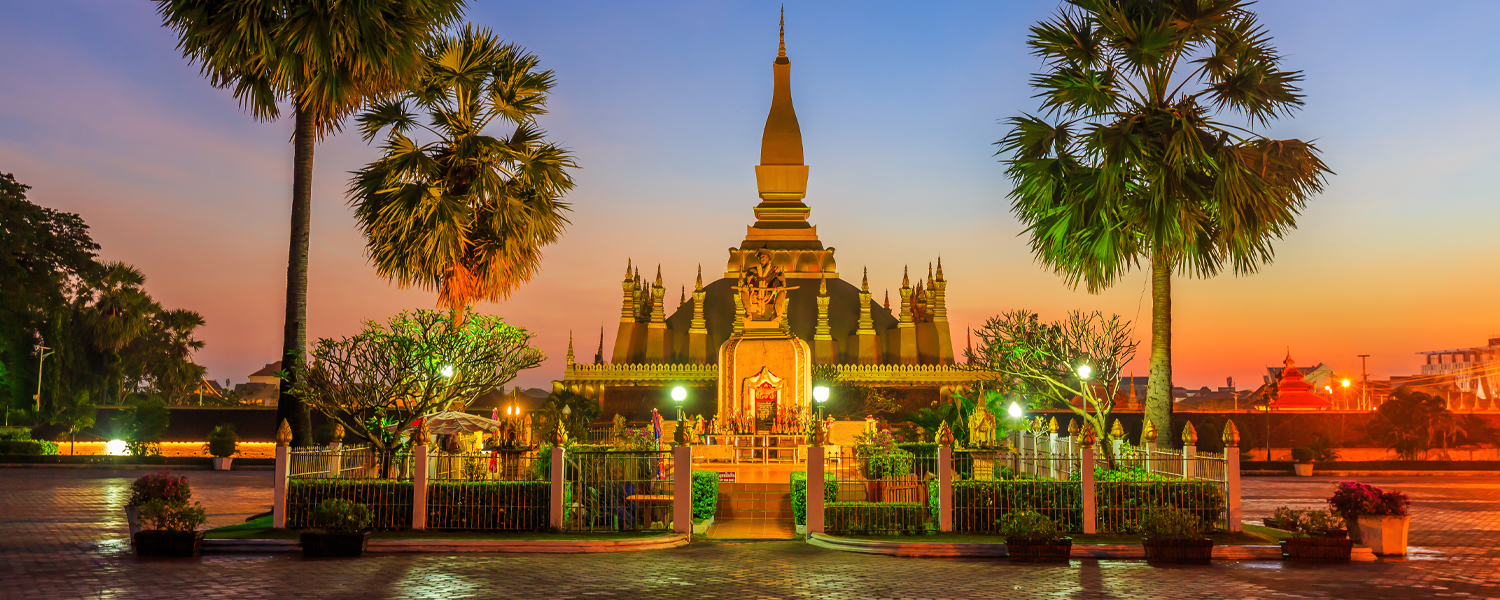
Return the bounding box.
[1,469,1496,599]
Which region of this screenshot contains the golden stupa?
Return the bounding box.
[558,14,974,428]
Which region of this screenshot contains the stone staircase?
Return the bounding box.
[715,482,794,521]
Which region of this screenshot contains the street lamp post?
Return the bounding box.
[34,345,53,413]
[671,386,687,445]
[812,386,829,444]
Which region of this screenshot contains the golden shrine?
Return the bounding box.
[556,17,975,435]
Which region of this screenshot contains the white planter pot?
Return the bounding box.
[212,457,234,471]
[124,506,140,543]
[1293,463,1313,477]
[1356,514,1411,556]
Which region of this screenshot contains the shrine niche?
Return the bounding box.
[717,257,811,425]
[741,367,785,433]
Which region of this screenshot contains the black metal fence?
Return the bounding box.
[563,450,675,532]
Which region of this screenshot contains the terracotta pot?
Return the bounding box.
[1005,537,1072,562]
[1293,463,1313,477]
[133,530,204,557]
[212,457,234,471]
[1281,536,1353,562]
[124,506,141,543]
[1143,538,1214,565]
[1356,514,1410,556]
[300,531,371,558]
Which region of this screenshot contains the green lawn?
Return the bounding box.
[204,516,672,541]
[837,525,1289,546]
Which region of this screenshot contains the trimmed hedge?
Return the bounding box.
[426,481,550,531]
[952,480,1084,534]
[286,480,414,530]
[1094,481,1226,533]
[825,502,928,535]
[691,470,718,522]
[790,471,840,526]
[952,475,1227,534]
[0,440,58,455]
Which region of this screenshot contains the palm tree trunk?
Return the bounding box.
[276,105,315,447]
[1146,248,1174,448]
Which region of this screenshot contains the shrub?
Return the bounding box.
[1327,481,1409,518]
[825,502,927,535]
[1094,479,1225,534]
[896,443,940,478]
[1139,508,1206,540]
[952,480,1083,533]
[138,499,206,532]
[1294,509,1344,537]
[998,510,1065,541]
[425,481,550,531]
[691,470,718,522]
[206,424,238,458]
[287,480,414,529]
[790,471,840,526]
[127,471,192,507]
[312,499,373,534]
[1291,447,1314,464]
[1270,506,1299,530]
[0,439,58,455]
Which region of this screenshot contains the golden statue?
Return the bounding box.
[968,405,997,448]
[738,249,795,323]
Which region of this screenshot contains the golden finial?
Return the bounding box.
[1067,418,1080,436]
[902,265,910,288]
[927,262,934,286]
[624,258,633,280]
[331,422,344,443]
[1222,419,1240,447]
[1048,417,1059,434]
[680,285,686,305]
[552,419,568,446]
[819,273,827,295]
[634,266,640,284]
[861,267,869,292]
[566,331,575,364]
[1110,419,1125,440]
[695,264,703,290]
[276,419,292,447]
[778,5,786,58]
[937,421,954,447]
[1079,423,1098,446]
[1182,421,1198,446]
[883,290,890,310]
[1144,419,1158,443]
[655,265,663,287]
[935,256,944,282]
[414,418,431,446]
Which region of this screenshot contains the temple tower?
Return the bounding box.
[893,266,918,364]
[932,257,954,364]
[644,266,670,362]
[852,267,880,364]
[611,260,639,363]
[689,265,710,363]
[813,274,835,363]
[744,9,817,251]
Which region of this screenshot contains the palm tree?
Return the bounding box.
[996,0,1330,443]
[349,26,577,322]
[156,0,466,445]
[82,263,158,404]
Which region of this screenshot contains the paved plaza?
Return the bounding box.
[3,469,1499,599]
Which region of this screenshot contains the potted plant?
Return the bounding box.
[1279,508,1352,562]
[1328,481,1410,555]
[301,499,374,557]
[125,471,193,543]
[1263,506,1299,530]
[1291,447,1314,476]
[1140,508,1214,565]
[999,510,1071,562]
[206,424,237,470]
[133,498,207,557]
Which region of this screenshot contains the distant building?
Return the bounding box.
[233,361,282,406]
[1266,353,1333,410]
[1417,338,1500,408]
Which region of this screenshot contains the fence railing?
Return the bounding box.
[289,444,408,480]
[823,454,937,535]
[563,450,676,532]
[426,451,549,531]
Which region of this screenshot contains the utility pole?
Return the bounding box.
[33,345,54,413]
[1357,354,1371,410]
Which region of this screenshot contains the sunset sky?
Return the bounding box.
[2,1,1497,392]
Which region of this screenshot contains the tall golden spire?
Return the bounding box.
[745,7,817,249]
[778,5,786,58]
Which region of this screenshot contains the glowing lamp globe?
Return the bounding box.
[106,439,128,456]
[813,386,830,403]
[439,365,454,378]
[671,387,687,402]
[1007,402,1023,418]
[1076,364,1092,380]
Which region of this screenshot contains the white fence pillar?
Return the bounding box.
[272,443,289,529]
[1080,444,1096,534]
[550,446,566,530]
[808,445,825,534]
[412,443,429,530]
[326,441,341,479]
[1182,444,1197,480]
[1047,433,1058,479]
[1143,440,1156,475]
[938,445,953,532]
[673,445,692,537]
[1226,449,1241,532]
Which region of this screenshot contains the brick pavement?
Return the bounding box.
[4,469,1500,599]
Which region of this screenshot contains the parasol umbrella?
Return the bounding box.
[386,411,504,436]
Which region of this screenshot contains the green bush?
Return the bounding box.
[206,424,237,458]
[998,510,1065,540]
[311,499,373,534]
[952,480,1083,533]
[691,470,718,522]
[425,481,550,531]
[287,480,414,530]
[791,471,840,526]
[138,499,207,532]
[1291,447,1314,463]
[1140,508,1207,540]
[1094,480,1225,533]
[896,443,940,478]
[825,502,928,535]
[0,439,57,455]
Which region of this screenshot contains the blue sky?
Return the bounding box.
[1,1,1497,391]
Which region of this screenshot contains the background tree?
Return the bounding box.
[290,308,544,474]
[1367,388,1463,460]
[156,0,468,445]
[997,0,1330,444]
[966,309,1139,463]
[350,26,577,321]
[536,389,600,444]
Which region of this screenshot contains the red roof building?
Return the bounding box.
[1271,353,1334,410]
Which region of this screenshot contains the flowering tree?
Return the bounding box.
[291,309,544,475]
[965,309,1139,458]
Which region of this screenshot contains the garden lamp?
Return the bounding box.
[1076,364,1092,380]
[813,386,829,421]
[440,365,454,378]
[671,387,688,445]
[1008,401,1023,419]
